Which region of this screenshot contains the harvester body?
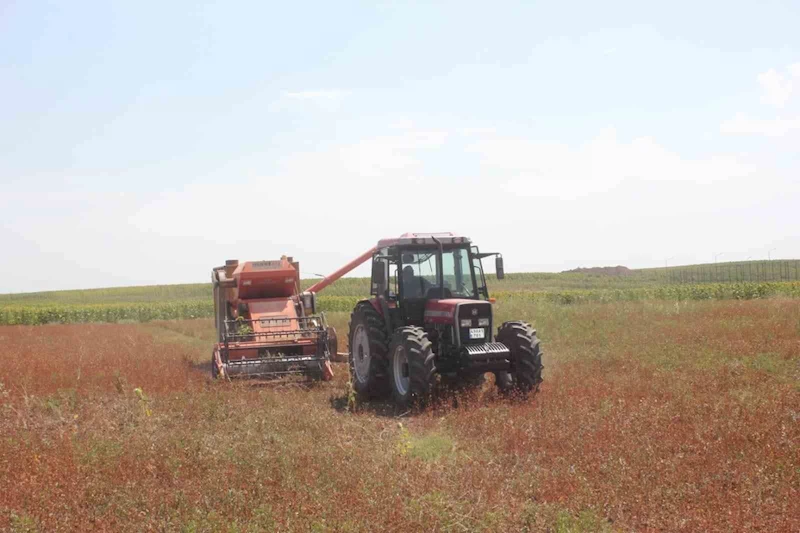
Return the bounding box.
[211,257,335,380]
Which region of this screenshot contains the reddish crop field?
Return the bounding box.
[1,300,798,531]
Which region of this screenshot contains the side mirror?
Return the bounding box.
[495,255,505,280]
[371,260,389,295]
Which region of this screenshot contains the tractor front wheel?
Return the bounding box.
[389,327,437,410]
[497,321,543,395]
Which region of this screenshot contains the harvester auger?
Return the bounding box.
[211,257,337,381]
[309,233,544,408]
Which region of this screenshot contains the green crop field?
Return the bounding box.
[2,259,798,304]
[2,260,800,326]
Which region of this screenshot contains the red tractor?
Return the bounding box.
[309,233,543,408]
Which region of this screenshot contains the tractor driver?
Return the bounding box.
[402,265,430,298]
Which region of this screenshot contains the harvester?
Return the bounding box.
[211,257,336,380]
[308,233,544,408]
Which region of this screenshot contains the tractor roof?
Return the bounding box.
[377,232,471,248]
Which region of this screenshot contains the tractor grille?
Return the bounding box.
[457,301,492,345]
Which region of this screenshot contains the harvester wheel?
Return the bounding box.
[497,321,543,395]
[348,302,390,398]
[211,349,220,379]
[388,327,436,410]
[326,326,338,359]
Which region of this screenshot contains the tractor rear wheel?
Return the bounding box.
[497,321,543,395]
[348,302,390,399]
[389,327,436,410]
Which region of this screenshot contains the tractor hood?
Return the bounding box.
[423,299,492,324]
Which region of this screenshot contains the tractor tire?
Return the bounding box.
[348,302,391,399]
[497,321,543,395]
[388,327,437,410]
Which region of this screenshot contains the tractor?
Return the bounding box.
[331,233,543,408]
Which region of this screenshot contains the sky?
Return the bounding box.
[1,1,799,293]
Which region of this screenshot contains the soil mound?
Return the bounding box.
[562,265,631,276]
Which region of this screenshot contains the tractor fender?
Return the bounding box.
[361,297,393,337]
[361,298,383,317]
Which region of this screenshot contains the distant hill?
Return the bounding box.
[562,266,632,276]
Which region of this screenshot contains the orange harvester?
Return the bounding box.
[211,257,337,380]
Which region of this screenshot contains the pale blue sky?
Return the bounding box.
[1,1,799,292]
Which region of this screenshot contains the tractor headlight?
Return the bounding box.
[460,319,472,328]
[478,318,490,327]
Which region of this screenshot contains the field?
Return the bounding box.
[1,289,798,531]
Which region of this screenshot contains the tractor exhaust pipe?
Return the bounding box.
[432,235,445,296]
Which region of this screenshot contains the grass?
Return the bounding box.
[1,299,798,531]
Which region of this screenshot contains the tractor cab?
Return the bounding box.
[369,233,504,328]
[362,233,512,382]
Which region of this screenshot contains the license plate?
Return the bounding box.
[469,328,485,340]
